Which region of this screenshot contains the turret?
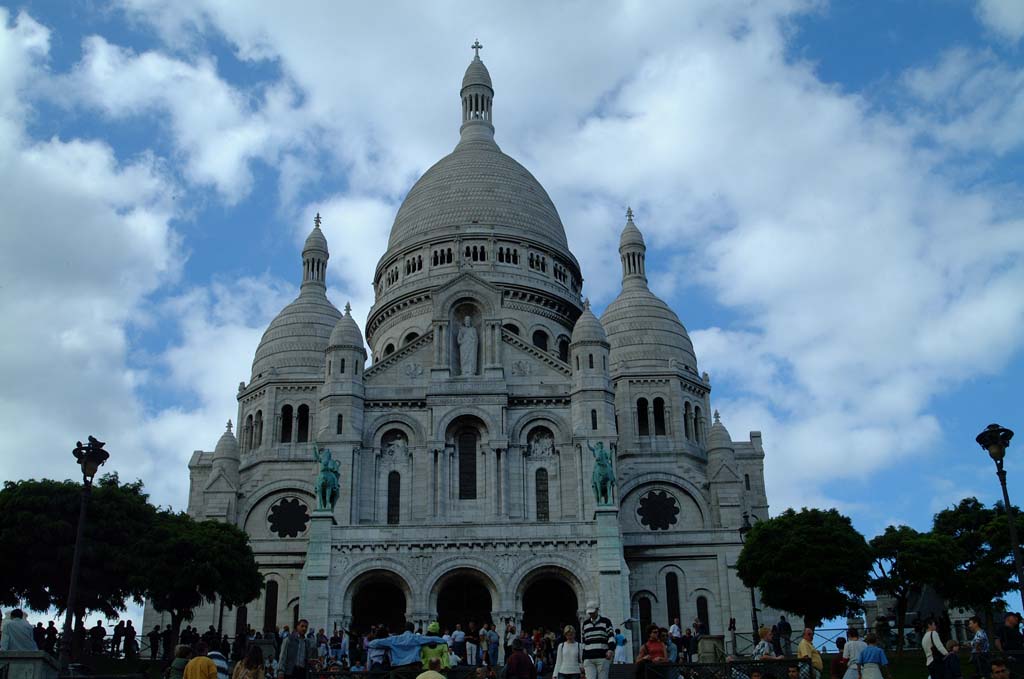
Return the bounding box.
[211,419,240,481]
[571,299,611,394]
[706,411,742,528]
[320,303,367,442]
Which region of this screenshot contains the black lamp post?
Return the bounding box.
[59,436,110,671]
[976,423,1024,610]
[739,512,759,645]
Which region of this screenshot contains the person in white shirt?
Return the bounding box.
[554,626,583,679]
[842,628,867,679]
[669,619,682,656]
[922,619,947,679]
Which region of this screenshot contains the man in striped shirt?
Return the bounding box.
[581,601,615,679]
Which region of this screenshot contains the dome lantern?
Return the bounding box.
[460,40,495,140]
[619,207,647,285]
[302,212,329,291]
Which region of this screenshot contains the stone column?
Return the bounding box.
[594,506,633,661]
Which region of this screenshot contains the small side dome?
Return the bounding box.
[329,302,365,349]
[707,411,734,451]
[213,420,240,461]
[571,299,608,345]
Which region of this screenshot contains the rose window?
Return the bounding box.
[636,490,680,531]
[268,497,310,538]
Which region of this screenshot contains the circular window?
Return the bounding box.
[636,490,680,531]
[267,497,311,538]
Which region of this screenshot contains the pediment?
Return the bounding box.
[364,331,434,385]
[502,330,572,379]
[709,460,740,483]
[431,271,501,318]
[204,468,237,493]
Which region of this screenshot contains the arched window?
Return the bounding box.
[535,468,549,522]
[296,405,310,443]
[744,474,751,491]
[384,343,395,356]
[245,414,253,451]
[336,414,344,435]
[503,323,520,335]
[404,332,420,345]
[458,431,477,500]
[254,410,263,447]
[654,398,666,436]
[696,596,710,632]
[387,471,401,525]
[576,356,580,370]
[588,354,594,369]
[591,409,598,431]
[340,358,346,374]
[280,405,293,443]
[694,406,703,442]
[637,398,650,436]
[532,330,548,352]
[558,338,570,363]
[684,402,692,440]
[638,597,652,636]
[263,580,279,632]
[666,573,681,624]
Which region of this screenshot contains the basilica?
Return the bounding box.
[144,49,770,655]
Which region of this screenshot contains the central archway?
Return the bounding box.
[522,575,579,635]
[350,572,408,634]
[435,569,494,632]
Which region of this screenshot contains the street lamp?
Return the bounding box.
[59,436,110,671]
[976,423,1024,610]
[739,512,759,647]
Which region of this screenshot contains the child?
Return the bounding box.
[943,640,962,679]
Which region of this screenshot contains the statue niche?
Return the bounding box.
[451,302,480,377]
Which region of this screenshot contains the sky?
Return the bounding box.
[1,0,1024,567]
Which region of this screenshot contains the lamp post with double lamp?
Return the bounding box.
[59,436,111,671]
[976,423,1024,610]
[739,512,760,648]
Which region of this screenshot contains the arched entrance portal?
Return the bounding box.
[522,576,579,635]
[436,571,493,632]
[351,576,407,633]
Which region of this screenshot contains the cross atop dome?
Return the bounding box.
[471,39,483,58]
[226,419,233,432]
[314,212,322,229]
[626,206,634,222]
[344,302,352,315]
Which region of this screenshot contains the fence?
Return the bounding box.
[639,659,816,679]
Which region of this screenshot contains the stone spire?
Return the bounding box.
[618,206,647,285]
[461,39,494,140]
[302,212,329,292]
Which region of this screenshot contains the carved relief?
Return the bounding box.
[512,360,532,376]
[526,427,555,457]
[403,363,424,379]
[381,430,409,457]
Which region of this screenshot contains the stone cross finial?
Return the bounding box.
[345,301,352,315]
[713,410,720,423]
[584,297,591,310]
[314,212,322,229]
[626,206,634,222]
[226,419,233,432]
[472,39,483,58]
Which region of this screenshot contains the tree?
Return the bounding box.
[136,510,263,648]
[0,474,155,621]
[736,508,873,628]
[869,525,955,655]
[931,497,1024,624]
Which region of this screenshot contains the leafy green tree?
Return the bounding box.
[136,510,263,648]
[736,508,873,628]
[0,474,155,621]
[931,497,1024,623]
[869,525,955,655]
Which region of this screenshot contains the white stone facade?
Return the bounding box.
[144,52,770,655]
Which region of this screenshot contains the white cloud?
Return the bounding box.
[976,0,1024,43]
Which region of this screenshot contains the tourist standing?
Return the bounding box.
[842,629,867,679]
[922,618,947,679]
[753,626,783,660]
[506,639,537,679]
[112,621,125,657]
[777,616,793,656]
[232,645,266,679]
[669,619,682,657]
[277,620,317,679]
[33,623,45,652]
[169,645,194,679]
[45,621,58,656]
[452,624,467,663]
[968,617,991,679]
[797,628,823,679]
[329,630,344,663]
[681,628,694,662]
[554,626,583,679]
[420,623,451,670]
[90,620,106,654]
[209,643,231,679]
[486,623,500,667]
[1,610,37,651]
[613,629,627,664]
[466,622,480,666]
[505,625,517,663]
[855,634,890,679]
[581,602,615,679]
[943,641,962,679]
[124,621,137,658]
[995,613,1023,654]
[636,626,668,664]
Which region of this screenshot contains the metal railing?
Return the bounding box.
[639,659,815,679]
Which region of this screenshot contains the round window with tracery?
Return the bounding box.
[636,489,680,531]
[267,497,310,538]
